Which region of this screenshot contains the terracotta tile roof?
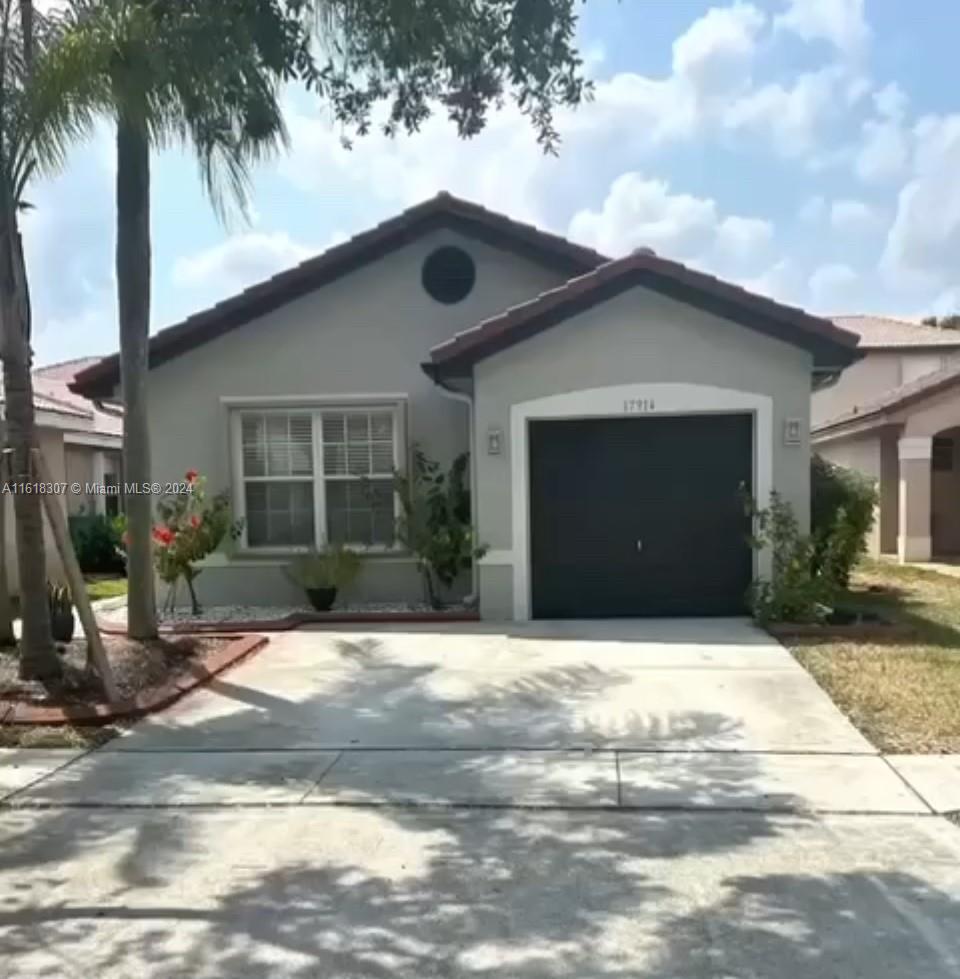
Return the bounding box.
[33,358,122,438]
[814,360,960,436]
[427,252,860,376]
[71,193,609,400]
[830,314,960,349]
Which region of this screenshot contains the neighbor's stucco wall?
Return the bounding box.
[139,229,567,607]
[3,426,68,595]
[812,350,960,427]
[472,286,814,619]
[64,446,94,516]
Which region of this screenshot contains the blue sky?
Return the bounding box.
[24,0,960,365]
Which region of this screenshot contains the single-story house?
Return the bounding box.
[72,193,858,619]
[1,358,122,593]
[813,315,960,563]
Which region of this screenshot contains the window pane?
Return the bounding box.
[323,443,346,476]
[347,443,371,475]
[241,416,266,477]
[346,414,369,441]
[245,481,314,547]
[325,477,394,546]
[322,414,346,444]
[371,441,394,475]
[371,412,393,440]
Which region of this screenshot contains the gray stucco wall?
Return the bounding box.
[141,229,566,607]
[472,286,814,619]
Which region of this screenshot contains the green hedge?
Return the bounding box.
[68,514,126,575]
[810,455,878,587]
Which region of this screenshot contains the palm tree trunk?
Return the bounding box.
[116,112,156,640]
[0,220,56,677]
[0,441,16,647]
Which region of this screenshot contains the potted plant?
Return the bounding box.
[286,545,362,611]
[47,583,74,643]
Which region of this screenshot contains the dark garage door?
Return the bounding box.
[529,414,753,618]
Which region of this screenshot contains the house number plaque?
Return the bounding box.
[623,398,656,414]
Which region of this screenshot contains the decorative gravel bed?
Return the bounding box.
[101,602,469,627]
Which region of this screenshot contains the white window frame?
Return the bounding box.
[228,396,407,554]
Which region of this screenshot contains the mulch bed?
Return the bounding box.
[0,635,229,706]
[0,632,267,726]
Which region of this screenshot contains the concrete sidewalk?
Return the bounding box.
[1,805,959,978]
[1,745,930,814]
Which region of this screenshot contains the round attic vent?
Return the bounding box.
[422,245,476,304]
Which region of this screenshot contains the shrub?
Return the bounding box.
[150,471,243,615]
[68,514,125,575]
[811,455,878,587]
[393,448,486,608]
[286,546,362,592]
[744,490,834,624]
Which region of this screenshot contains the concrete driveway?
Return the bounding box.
[2,618,960,977]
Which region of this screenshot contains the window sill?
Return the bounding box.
[202,548,415,567]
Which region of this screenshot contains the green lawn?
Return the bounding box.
[790,559,960,753]
[85,576,128,602]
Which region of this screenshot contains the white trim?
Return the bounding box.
[91,450,107,516]
[220,393,408,407]
[508,383,774,621]
[478,548,513,566]
[898,436,933,461]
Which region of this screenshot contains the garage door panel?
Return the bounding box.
[529,414,753,618]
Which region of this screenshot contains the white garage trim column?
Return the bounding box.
[898,436,933,563]
[505,383,774,621]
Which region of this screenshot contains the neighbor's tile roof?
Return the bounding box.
[830,314,960,349]
[814,360,960,436]
[33,358,122,438]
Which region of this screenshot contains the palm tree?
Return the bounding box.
[0,0,92,679]
[41,0,289,638]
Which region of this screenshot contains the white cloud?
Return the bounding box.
[172,231,316,295]
[775,0,870,56]
[568,172,773,273]
[855,83,909,184]
[810,263,860,308]
[830,198,881,235]
[738,259,805,304]
[883,114,960,288]
[671,2,765,93]
[723,66,868,158]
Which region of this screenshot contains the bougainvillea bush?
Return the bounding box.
[150,471,242,615]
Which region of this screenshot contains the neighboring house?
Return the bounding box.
[813,315,960,563]
[0,359,122,593]
[72,193,857,619]
[34,358,123,518]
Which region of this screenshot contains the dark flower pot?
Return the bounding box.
[51,609,75,644]
[305,587,337,612]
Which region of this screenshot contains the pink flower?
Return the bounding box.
[190,515,201,529]
[185,469,198,483]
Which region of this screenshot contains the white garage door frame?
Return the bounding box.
[504,382,773,621]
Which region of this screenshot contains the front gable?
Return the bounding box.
[72,193,606,400]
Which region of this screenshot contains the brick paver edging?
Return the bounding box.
[0,634,268,726]
[97,609,481,635]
